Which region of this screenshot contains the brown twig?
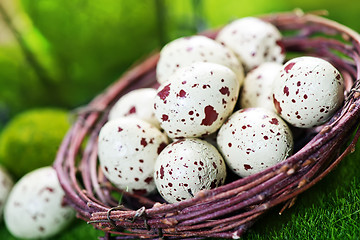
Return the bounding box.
[54,11,360,239]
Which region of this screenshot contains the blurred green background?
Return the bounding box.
[0,0,360,239]
[1,0,360,127]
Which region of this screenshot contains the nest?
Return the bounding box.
[54,11,360,239]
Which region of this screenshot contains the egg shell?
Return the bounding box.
[4,167,74,239]
[156,35,244,85]
[216,17,285,71]
[98,118,169,195]
[154,62,240,138]
[217,108,293,177]
[108,88,160,128]
[0,166,13,218]
[154,138,227,203]
[240,62,283,111]
[272,56,344,128]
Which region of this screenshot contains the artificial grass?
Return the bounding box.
[0,219,103,240]
[1,136,360,239]
[245,133,360,240]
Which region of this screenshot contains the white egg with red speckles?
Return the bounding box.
[154,62,240,139]
[272,56,344,128]
[216,17,285,72]
[154,138,226,203]
[156,35,244,85]
[240,62,283,111]
[98,118,168,195]
[4,167,74,239]
[0,166,13,218]
[217,108,293,177]
[109,88,160,128]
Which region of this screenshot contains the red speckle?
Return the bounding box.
[283,86,289,97]
[189,110,194,115]
[244,164,253,170]
[140,138,148,147]
[304,94,308,99]
[320,108,325,112]
[297,81,301,86]
[157,84,171,102]
[264,136,269,140]
[284,62,296,73]
[134,178,139,182]
[104,166,108,172]
[203,84,210,89]
[177,89,187,98]
[125,106,136,116]
[276,40,285,54]
[228,143,232,147]
[336,74,341,80]
[212,162,217,169]
[269,118,279,125]
[219,86,230,96]
[210,179,217,189]
[192,83,199,88]
[273,95,282,114]
[168,182,173,187]
[39,187,54,195]
[161,114,169,121]
[118,127,123,132]
[200,105,218,126]
[144,177,153,184]
[157,142,167,154]
[160,165,164,179]
[242,125,246,129]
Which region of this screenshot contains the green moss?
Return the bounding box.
[0,108,70,179]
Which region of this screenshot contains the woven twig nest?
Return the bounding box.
[54,11,360,239]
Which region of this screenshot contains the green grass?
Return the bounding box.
[244,134,360,240]
[0,219,103,240]
[2,136,360,239]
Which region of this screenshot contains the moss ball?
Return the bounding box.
[0,109,70,179]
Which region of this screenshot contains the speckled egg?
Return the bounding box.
[217,108,293,177]
[109,88,160,128]
[4,167,74,239]
[216,17,285,71]
[98,118,168,195]
[156,35,244,85]
[154,138,226,203]
[240,62,283,111]
[154,62,240,138]
[272,56,344,128]
[0,166,13,218]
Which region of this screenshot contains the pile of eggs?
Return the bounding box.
[98,17,344,204]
